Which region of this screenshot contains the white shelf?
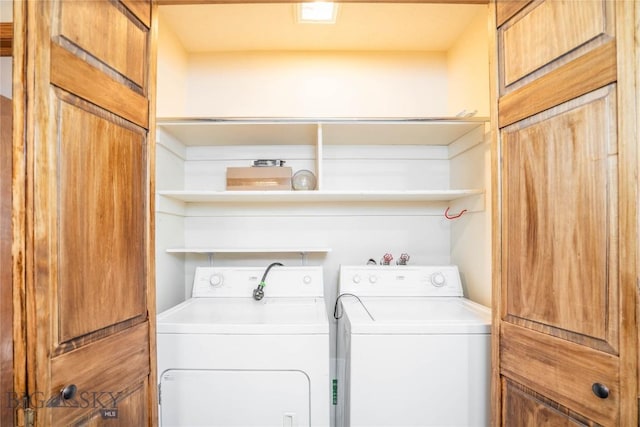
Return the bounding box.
[158,189,483,203]
[165,247,332,265]
[156,117,489,146]
[166,247,332,254]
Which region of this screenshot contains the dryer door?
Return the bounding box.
[159,369,310,427]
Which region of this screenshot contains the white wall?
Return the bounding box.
[154,129,491,309]
[446,7,490,117]
[155,129,187,312]
[181,208,453,299]
[157,6,489,120]
[0,0,12,99]
[449,125,492,307]
[157,12,188,117]
[0,1,10,21]
[182,51,449,118]
[447,9,492,307]
[0,58,10,99]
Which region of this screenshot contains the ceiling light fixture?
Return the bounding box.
[297,2,338,24]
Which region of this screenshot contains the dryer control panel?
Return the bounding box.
[339,265,463,297]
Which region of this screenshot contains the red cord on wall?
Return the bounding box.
[444,207,467,220]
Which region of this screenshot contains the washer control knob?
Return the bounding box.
[352,274,361,284]
[303,275,312,285]
[209,273,224,287]
[430,272,446,287]
[369,275,378,284]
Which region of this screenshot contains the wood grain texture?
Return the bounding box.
[10,3,27,425]
[24,0,156,424]
[500,322,619,426]
[502,87,618,348]
[500,0,609,86]
[495,0,529,27]
[146,4,159,424]
[487,2,502,426]
[58,0,147,88]
[157,0,489,4]
[50,42,149,129]
[612,0,639,421]
[503,379,597,426]
[495,0,638,425]
[50,323,150,427]
[0,96,14,426]
[498,40,616,128]
[68,381,148,426]
[0,23,11,57]
[57,98,146,343]
[121,0,151,28]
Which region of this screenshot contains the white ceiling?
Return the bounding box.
[159,3,487,52]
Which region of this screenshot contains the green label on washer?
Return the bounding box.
[332,379,337,405]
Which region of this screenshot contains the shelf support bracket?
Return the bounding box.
[208,253,214,266]
[300,252,308,266]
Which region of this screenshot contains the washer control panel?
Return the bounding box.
[192,266,324,298]
[340,265,463,297]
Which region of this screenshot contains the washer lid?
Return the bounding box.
[340,297,491,334]
[157,297,329,334]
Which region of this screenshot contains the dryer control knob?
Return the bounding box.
[369,275,378,284]
[352,274,361,284]
[209,273,224,287]
[303,275,312,285]
[430,272,446,287]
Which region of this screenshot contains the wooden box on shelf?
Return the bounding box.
[226,167,292,191]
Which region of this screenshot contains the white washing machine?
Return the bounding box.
[336,265,491,427]
[157,265,330,427]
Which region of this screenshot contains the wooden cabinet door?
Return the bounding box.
[1,95,13,426]
[18,0,157,425]
[494,0,638,425]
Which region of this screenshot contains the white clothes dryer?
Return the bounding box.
[157,265,330,427]
[336,265,491,427]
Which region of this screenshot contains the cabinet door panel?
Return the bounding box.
[57,0,147,89]
[498,41,616,128]
[499,0,612,88]
[501,323,618,425]
[57,98,146,344]
[503,379,589,427]
[501,86,618,351]
[80,381,148,427]
[50,42,149,128]
[49,324,149,426]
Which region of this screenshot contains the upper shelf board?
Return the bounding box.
[165,247,332,254]
[158,189,484,203]
[156,118,489,147]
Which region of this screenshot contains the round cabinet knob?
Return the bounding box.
[61,384,77,401]
[592,383,610,399]
[209,273,224,287]
[303,275,312,284]
[352,274,361,284]
[369,275,378,284]
[430,272,446,287]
